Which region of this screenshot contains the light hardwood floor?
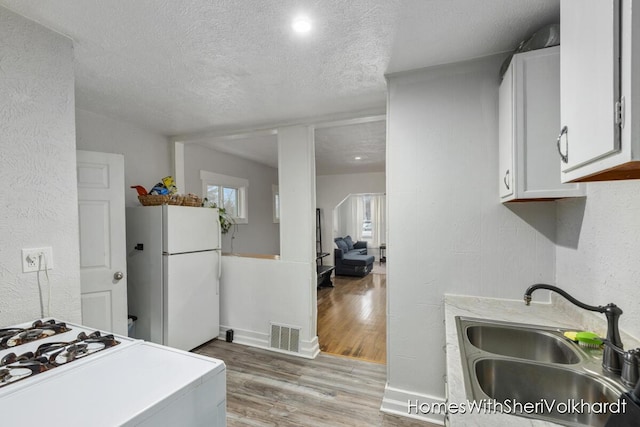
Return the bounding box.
[317,272,386,364]
[194,340,437,427]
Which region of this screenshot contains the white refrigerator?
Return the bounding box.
[126,205,221,351]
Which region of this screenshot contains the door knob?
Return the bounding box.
[113,271,124,281]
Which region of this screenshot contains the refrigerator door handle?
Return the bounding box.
[217,213,222,250]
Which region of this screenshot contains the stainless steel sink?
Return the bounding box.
[475,358,622,427]
[466,323,580,364]
[456,317,626,427]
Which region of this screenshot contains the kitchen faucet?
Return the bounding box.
[524,283,624,374]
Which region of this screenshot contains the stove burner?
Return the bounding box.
[36,331,119,366]
[0,320,71,349]
[0,367,34,385]
[0,355,49,387]
[0,330,120,389]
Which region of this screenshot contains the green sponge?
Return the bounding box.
[563,331,603,347]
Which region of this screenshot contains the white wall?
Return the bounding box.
[384,55,557,421]
[335,196,353,238]
[217,125,318,358]
[75,108,172,207]
[556,181,640,339]
[77,112,279,255]
[0,7,82,325]
[316,172,385,265]
[184,143,279,255]
[220,255,318,358]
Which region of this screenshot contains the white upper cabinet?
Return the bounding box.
[499,46,585,202]
[498,59,514,200]
[560,0,640,182]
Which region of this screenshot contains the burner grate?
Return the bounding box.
[0,320,71,350]
[0,328,120,389]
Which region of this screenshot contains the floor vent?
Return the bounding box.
[270,323,300,353]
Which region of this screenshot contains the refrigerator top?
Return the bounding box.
[162,205,220,253]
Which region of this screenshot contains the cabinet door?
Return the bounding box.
[560,0,621,174]
[498,62,514,199]
[519,47,584,198]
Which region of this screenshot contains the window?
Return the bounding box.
[272,185,280,223]
[359,194,372,239]
[206,185,239,217]
[200,170,248,223]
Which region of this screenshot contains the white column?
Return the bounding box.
[172,141,185,194]
[277,126,316,263]
[277,125,317,339]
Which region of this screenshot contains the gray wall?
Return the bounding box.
[384,54,557,416]
[75,108,172,207]
[184,144,279,254]
[76,110,279,255]
[316,172,385,265]
[0,6,82,324]
[556,181,640,338]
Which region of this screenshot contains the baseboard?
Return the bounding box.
[300,335,320,359]
[219,326,320,359]
[218,326,266,348]
[381,384,445,425]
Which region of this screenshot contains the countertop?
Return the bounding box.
[444,294,639,427]
[222,252,280,260]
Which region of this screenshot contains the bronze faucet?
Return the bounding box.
[524,283,624,374]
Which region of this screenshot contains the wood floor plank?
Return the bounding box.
[317,272,387,364]
[194,340,437,427]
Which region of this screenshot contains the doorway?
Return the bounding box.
[317,271,386,363]
[317,192,387,363]
[314,118,387,363]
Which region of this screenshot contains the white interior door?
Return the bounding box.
[77,150,128,335]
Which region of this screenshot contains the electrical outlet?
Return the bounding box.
[22,247,54,273]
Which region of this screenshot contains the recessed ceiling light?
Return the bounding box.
[354,156,362,160]
[292,16,312,34]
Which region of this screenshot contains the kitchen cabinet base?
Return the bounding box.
[568,160,640,182]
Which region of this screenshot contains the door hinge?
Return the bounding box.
[615,97,625,128]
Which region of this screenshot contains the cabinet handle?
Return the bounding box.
[503,170,510,190]
[556,126,568,163]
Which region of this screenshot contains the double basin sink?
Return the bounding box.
[456,317,627,426]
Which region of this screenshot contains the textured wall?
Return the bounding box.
[184,143,279,255]
[75,108,171,207]
[556,181,640,339]
[218,126,318,359]
[0,7,81,325]
[220,256,318,358]
[384,55,557,420]
[316,172,386,265]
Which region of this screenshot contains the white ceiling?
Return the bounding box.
[0,0,560,174]
[315,120,386,175]
[197,119,386,175]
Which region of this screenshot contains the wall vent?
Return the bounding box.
[270,323,300,353]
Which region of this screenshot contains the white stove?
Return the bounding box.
[0,319,226,426]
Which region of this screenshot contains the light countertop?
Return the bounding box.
[444,294,639,427]
[222,252,280,260]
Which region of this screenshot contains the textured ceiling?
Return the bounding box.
[196,120,385,176]
[199,133,279,170]
[315,120,385,175]
[0,0,559,174]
